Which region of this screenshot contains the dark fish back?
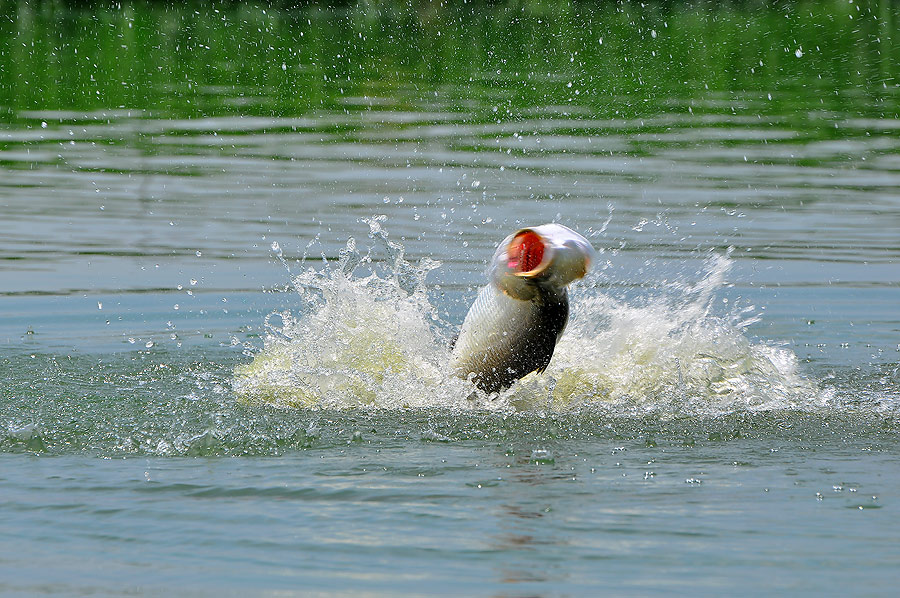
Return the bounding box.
[472,289,569,394]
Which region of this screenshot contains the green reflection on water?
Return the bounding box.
[0,1,897,121]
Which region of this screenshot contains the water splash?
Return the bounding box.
[235,223,825,414]
[509,254,824,414]
[234,218,477,409]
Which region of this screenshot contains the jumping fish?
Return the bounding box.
[450,224,595,393]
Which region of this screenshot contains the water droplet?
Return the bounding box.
[530,449,554,464]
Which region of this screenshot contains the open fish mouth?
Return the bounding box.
[494,224,594,292]
[507,229,549,275]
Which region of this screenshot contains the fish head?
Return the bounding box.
[491,223,594,299]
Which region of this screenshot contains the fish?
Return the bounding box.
[450,223,595,394]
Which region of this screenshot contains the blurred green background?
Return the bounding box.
[2,0,896,120]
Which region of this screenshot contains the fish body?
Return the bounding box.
[451,223,594,394]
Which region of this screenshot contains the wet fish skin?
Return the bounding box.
[452,282,568,394]
[451,224,593,394]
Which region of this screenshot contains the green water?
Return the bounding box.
[3,0,898,126]
[1,1,899,595]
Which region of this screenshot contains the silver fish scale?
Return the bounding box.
[450,283,568,394]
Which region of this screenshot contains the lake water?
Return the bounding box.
[1,1,899,595]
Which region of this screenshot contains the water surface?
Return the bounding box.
[1,1,899,595]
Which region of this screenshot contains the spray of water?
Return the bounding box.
[234,221,824,414]
[508,254,823,414]
[234,217,481,409]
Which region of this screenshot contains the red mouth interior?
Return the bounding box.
[507,230,545,273]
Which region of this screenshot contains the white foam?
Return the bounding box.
[234,229,825,414]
